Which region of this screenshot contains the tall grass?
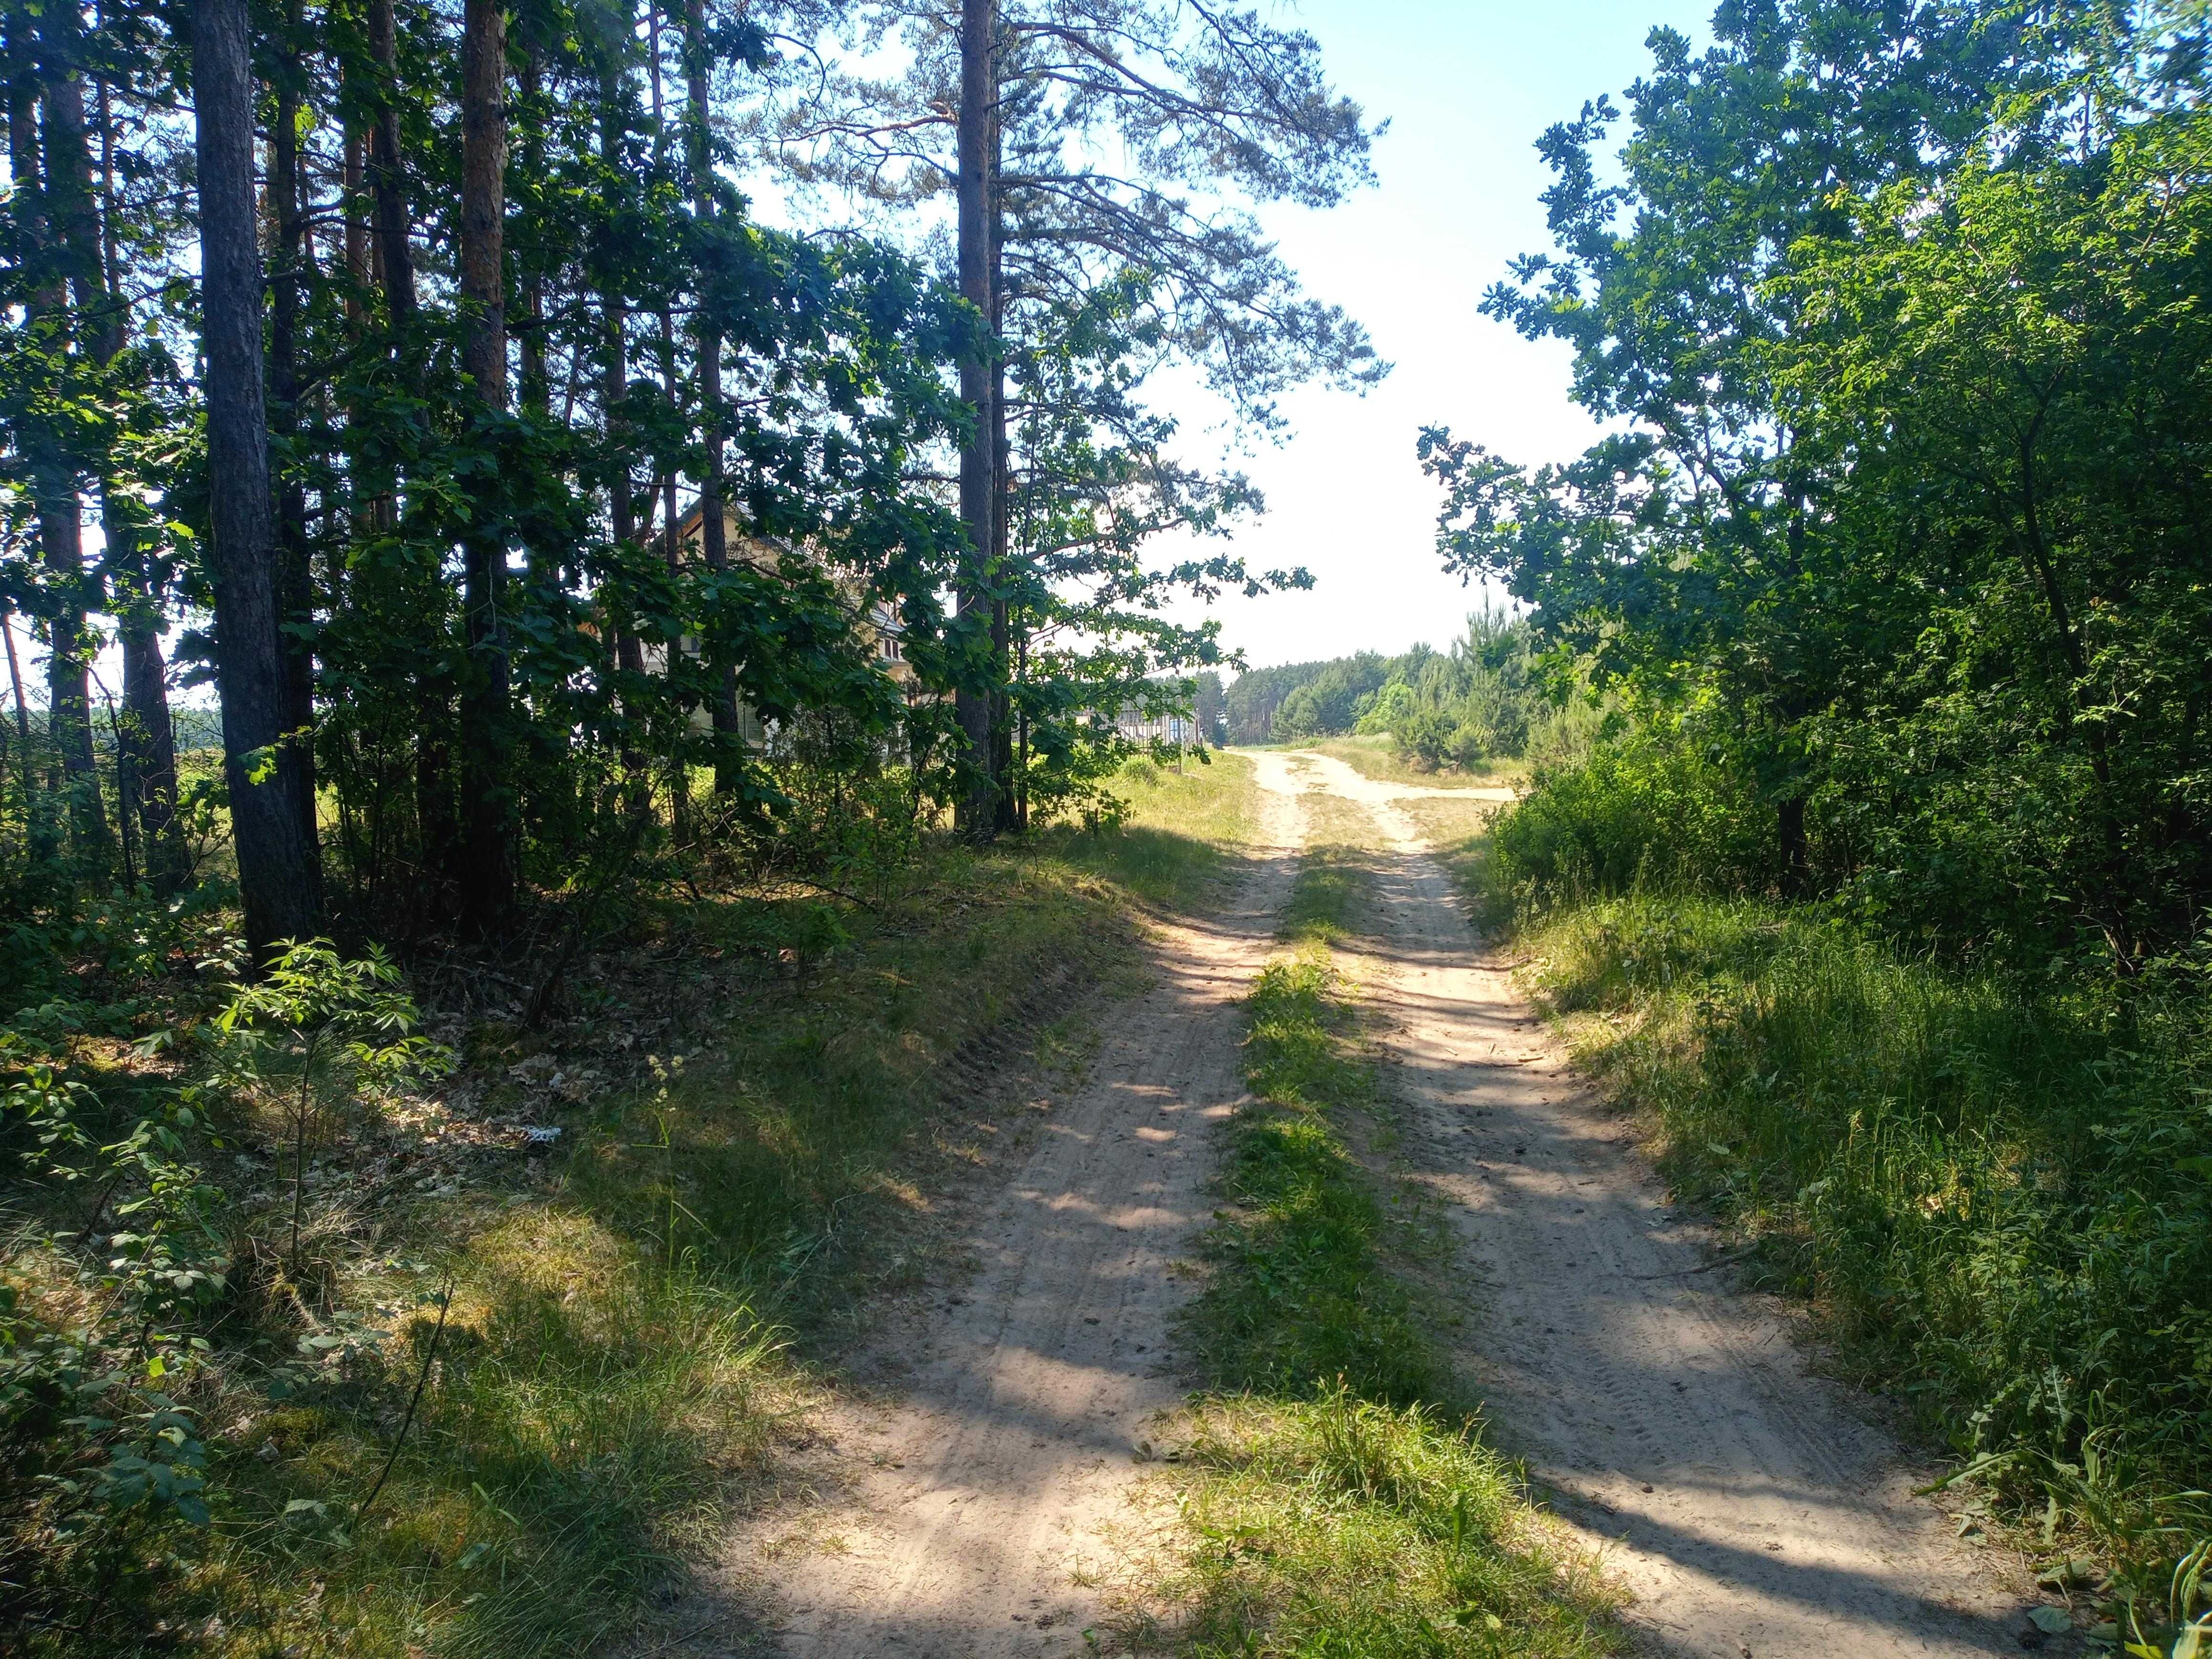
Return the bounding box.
[197,1211,789,1659]
[1052,753,1263,906]
[1514,888,2212,1619]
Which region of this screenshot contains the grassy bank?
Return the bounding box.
[3,758,1261,1658]
[1437,754,2212,1643]
[1118,827,1620,1658]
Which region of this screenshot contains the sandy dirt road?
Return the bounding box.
[732,750,2041,1659]
[1283,749,2038,1659]
[743,776,1307,1657]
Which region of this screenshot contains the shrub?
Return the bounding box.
[1489,729,1770,902]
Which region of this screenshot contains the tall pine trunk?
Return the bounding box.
[193,0,324,958]
[32,19,111,878]
[457,0,513,929]
[92,67,185,892]
[342,127,369,318]
[682,0,741,796]
[366,0,415,327]
[119,609,183,893]
[4,21,57,866]
[361,0,450,890]
[600,82,650,822]
[269,0,319,866]
[953,0,1001,836]
[986,81,1014,836]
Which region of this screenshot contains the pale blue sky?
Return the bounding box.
[1162,0,1711,672]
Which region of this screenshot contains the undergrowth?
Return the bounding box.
[1,756,1261,1658]
[1128,836,1621,1658]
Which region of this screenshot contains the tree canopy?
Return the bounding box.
[0,0,1366,955]
[1426,0,2212,968]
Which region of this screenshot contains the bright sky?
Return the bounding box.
[1161,0,1710,674]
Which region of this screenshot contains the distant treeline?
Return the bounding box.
[1223,612,1590,767]
[0,696,224,757]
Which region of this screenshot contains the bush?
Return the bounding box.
[1354,682,1414,736]
[1489,729,1770,902]
[1395,708,1483,772]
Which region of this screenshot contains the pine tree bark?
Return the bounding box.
[457,0,514,929]
[366,0,415,328]
[342,127,369,319]
[4,21,58,866]
[953,0,1001,836]
[986,79,1015,836]
[360,0,446,886]
[91,68,185,891]
[31,17,112,876]
[682,0,742,795]
[119,613,183,892]
[269,2,319,865]
[193,0,325,958]
[600,84,650,821]
[516,47,548,419]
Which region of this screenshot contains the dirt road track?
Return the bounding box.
[744,777,1306,1657]
[730,750,2044,1659]
[1294,749,2037,1658]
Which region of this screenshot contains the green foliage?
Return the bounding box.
[1488,721,1769,906]
[0,934,458,1648]
[1223,659,1337,745]
[1273,654,1391,740]
[1233,610,1577,770]
[1430,0,2212,966]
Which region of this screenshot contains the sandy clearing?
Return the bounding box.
[1277,747,2042,1659]
[732,777,1307,1658]
[1278,752,1519,806]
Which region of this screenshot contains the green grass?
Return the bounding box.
[1134,1391,1624,1659]
[1053,752,1264,907]
[4,758,1267,1659]
[1512,889,2212,1631]
[1124,837,1621,1658]
[1183,942,1441,1406]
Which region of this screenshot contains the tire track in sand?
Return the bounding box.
[737,777,1306,1657]
[1276,747,2044,1659]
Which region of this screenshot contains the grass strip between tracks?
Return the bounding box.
[1126,837,1622,1659]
